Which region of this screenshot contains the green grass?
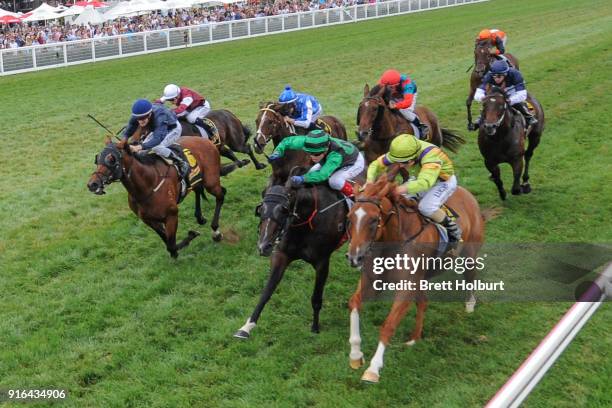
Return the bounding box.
[1,0,611,406]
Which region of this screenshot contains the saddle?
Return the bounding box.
[199,118,221,146]
[315,118,333,135]
[157,145,204,203]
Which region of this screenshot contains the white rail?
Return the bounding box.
[0,0,488,76]
[486,263,612,408]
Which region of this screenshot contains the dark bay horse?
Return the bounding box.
[345,175,485,383]
[134,109,266,170]
[467,39,519,130]
[357,84,465,163]
[87,136,236,257]
[234,165,352,339]
[478,86,545,200]
[252,101,347,154]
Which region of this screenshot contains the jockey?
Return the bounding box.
[477,28,507,57]
[122,99,189,178]
[367,134,462,243]
[278,85,323,132]
[378,69,429,139]
[268,129,364,198]
[474,60,538,127]
[157,84,214,138]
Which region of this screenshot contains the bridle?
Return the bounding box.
[254,105,295,152]
[91,144,125,187]
[357,96,384,139]
[482,93,508,133]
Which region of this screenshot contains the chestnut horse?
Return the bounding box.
[478,86,545,200]
[346,174,485,383]
[466,39,519,130]
[87,136,236,258]
[252,101,347,154]
[357,84,465,163]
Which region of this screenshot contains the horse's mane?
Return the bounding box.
[134,151,163,165]
[368,84,392,103]
[487,85,508,98]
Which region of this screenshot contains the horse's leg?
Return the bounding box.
[466,87,476,129]
[522,133,541,194]
[406,297,428,346]
[164,212,200,258]
[194,186,207,225]
[220,145,249,168]
[310,257,330,333]
[485,160,506,200]
[510,157,524,196]
[348,278,365,369]
[207,185,225,242]
[143,218,169,246]
[241,142,266,170]
[362,298,413,383]
[234,252,291,339]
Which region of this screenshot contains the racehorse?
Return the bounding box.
[133,109,266,170]
[233,164,354,339]
[345,173,485,383]
[466,39,520,130]
[357,84,465,164]
[478,86,545,200]
[252,101,347,154]
[87,136,236,258]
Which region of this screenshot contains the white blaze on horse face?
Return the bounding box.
[354,207,367,233]
[349,309,364,361]
[256,109,269,142]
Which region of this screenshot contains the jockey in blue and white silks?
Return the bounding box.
[278,85,323,132]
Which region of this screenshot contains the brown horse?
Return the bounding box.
[466,39,519,130]
[252,101,347,154]
[87,136,236,258]
[134,109,266,170]
[357,84,465,164]
[345,174,485,383]
[478,86,545,200]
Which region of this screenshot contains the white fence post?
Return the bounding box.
[91,40,96,62]
[0,51,3,74]
[118,37,123,55]
[63,43,67,65]
[144,33,148,52]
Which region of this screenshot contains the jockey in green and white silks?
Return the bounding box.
[269,130,364,197]
[367,134,462,242]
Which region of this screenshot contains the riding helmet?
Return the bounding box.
[379,69,402,86]
[131,99,153,118]
[304,130,331,154]
[279,86,298,104]
[161,84,181,101]
[387,134,420,162]
[490,60,510,75]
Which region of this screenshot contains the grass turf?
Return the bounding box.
[0,0,611,406]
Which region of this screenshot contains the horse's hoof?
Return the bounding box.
[521,183,531,194]
[465,302,476,313]
[255,163,267,170]
[311,325,320,334]
[212,230,223,242]
[350,357,365,370]
[511,188,522,196]
[499,191,507,201]
[361,370,380,384]
[197,217,207,226]
[170,251,178,259]
[405,339,417,346]
[188,230,201,239]
[239,159,251,167]
[233,330,250,339]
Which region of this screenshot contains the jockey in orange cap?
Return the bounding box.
[477,28,507,57]
[378,69,429,139]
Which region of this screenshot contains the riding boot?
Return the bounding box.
[412,116,429,140]
[194,117,213,139]
[340,181,355,209]
[429,209,462,243]
[170,152,190,180]
[513,103,538,127]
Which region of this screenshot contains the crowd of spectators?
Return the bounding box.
[1,0,376,48]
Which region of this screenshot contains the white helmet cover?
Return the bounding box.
[162,84,180,101]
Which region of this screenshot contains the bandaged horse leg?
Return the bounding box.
[362,298,413,383]
[348,279,365,369]
[234,252,291,339]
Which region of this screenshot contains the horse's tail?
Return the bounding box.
[221,162,239,177]
[440,128,466,153]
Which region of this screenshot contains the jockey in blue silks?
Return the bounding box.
[122,99,189,177]
[278,85,323,132]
